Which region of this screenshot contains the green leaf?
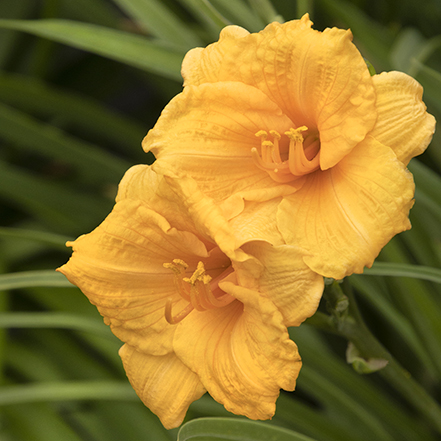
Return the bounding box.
[189,391,366,441]
[390,28,426,74]
[210,0,265,31]
[4,403,85,441]
[0,159,112,234]
[177,0,230,35]
[295,0,313,18]
[409,35,441,77]
[177,418,317,441]
[0,312,113,338]
[0,101,130,185]
[0,0,36,68]
[0,270,74,290]
[0,19,184,80]
[290,326,433,441]
[247,0,283,24]
[0,381,137,406]
[317,0,394,70]
[362,262,441,284]
[60,0,120,28]
[413,60,441,114]
[379,240,441,380]
[0,71,147,157]
[81,402,172,441]
[112,0,202,49]
[350,274,439,379]
[0,226,69,250]
[410,160,441,222]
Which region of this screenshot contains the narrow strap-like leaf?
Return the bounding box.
[178,417,318,441]
[112,0,202,49]
[0,19,184,80]
[362,262,441,284]
[0,381,137,405]
[0,270,73,290]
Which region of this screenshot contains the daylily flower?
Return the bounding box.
[58,166,324,429]
[144,14,436,280]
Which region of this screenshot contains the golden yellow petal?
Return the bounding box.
[115,164,161,203]
[371,71,436,165]
[227,198,285,247]
[182,25,250,86]
[58,199,216,355]
[116,166,212,240]
[182,16,312,88]
[174,285,301,420]
[119,344,206,429]
[116,166,258,260]
[142,81,297,202]
[242,241,324,327]
[277,136,415,279]
[181,14,377,169]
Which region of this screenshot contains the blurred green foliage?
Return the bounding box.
[0,0,440,440]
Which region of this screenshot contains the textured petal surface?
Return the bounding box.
[227,198,285,246]
[182,15,377,169]
[242,242,324,327]
[143,81,300,202]
[371,71,436,165]
[182,24,250,85]
[117,165,264,259]
[119,344,206,429]
[58,198,230,355]
[277,136,415,279]
[174,279,300,420]
[117,165,227,243]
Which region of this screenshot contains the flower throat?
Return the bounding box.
[164,259,235,324]
[252,126,320,183]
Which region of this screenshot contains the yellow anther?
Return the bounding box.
[252,125,320,182]
[184,261,212,285]
[255,130,268,138]
[269,130,281,140]
[163,259,188,274]
[163,260,235,324]
[285,126,308,142]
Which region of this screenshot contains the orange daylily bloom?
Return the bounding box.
[144,14,436,280]
[58,167,324,429]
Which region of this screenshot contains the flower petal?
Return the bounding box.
[182,25,250,86]
[242,241,324,327]
[174,283,301,420]
[227,198,285,246]
[142,81,299,202]
[370,71,436,165]
[119,344,206,429]
[117,165,260,260]
[58,198,223,355]
[117,166,231,246]
[277,136,415,279]
[182,14,377,169]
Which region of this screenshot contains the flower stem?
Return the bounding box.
[311,280,441,434]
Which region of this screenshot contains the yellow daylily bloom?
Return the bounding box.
[144,14,435,280]
[58,167,324,429]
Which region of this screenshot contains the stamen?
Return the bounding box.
[165,299,194,324]
[286,127,320,176]
[269,130,282,163]
[163,260,235,324]
[253,130,290,182]
[252,126,320,182]
[163,260,191,302]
